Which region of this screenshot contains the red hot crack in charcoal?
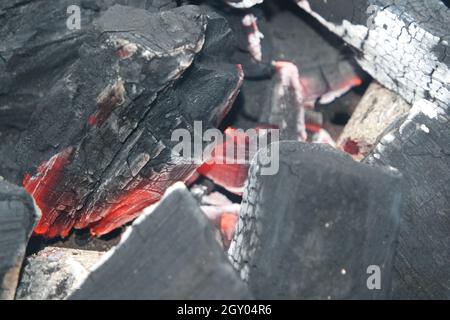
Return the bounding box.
[13,4,243,238]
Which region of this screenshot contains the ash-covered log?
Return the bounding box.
[0,180,40,300]
[229,141,404,299]
[364,99,450,299]
[70,183,251,300]
[338,82,411,160]
[296,0,450,108]
[11,4,243,238]
[16,247,104,300]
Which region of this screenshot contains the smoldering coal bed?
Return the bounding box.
[1,0,449,300]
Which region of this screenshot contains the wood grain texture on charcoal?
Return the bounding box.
[4,4,243,238]
[338,82,411,160]
[0,0,177,130]
[0,180,40,300]
[70,183,251,300]
[228,142,404,299]
[365,99,450,299]
[297,0,450,108]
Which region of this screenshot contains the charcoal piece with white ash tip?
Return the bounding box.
[69,183,251,300]
[228,141,404,299]
[296,0,450,108]
[9,4,243,238]
[0,180,40,300]
[364,100,450,299]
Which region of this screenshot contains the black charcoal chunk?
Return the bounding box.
[229,141,404,299]
[364,100,450,299]
[0,180,40,300]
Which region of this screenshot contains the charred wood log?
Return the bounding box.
[0,180,40,300]
[296,0,450,108]
[11,5,243,238]
[229,141,404,299]
[338,82,411,160]
[70,183,251,300]
[364,99,450,299]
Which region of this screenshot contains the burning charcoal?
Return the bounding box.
[338,83,411,160]
[296,0,450,108]
[229,141,404,299]
[200,192,241,249]
[0,180,40,300]
[14,5,243,238]
[239,4,364,139]
[364,100,450,299]
[266,61,308,140]
[70,183,251,300]
[15,247,104,300]
[203,4,274,79]
[267,5,363,106]
[197,128,251,194]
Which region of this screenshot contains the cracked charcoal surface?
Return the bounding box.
[0,0,176,126]
[0,180,40,300]
[9,4,243,237]
[365,99,450,299]
[297,0,450,108]
[70,184,251,300]
[0,0,177,181]
[229,141,404,299]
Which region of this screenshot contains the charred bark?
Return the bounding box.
[229,141,404,299]
[296,0,450,108]
[365,99,450,299]
[70,184,251,300]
